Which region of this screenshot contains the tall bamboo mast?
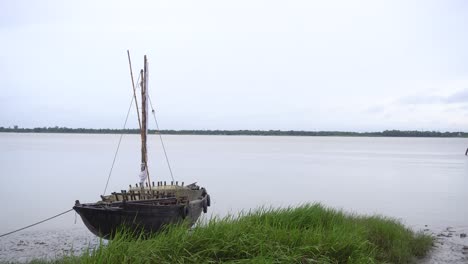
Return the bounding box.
[141,55,152,189]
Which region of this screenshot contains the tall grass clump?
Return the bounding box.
[52,204,433,263]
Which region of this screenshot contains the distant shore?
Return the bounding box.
[1,127,467,138]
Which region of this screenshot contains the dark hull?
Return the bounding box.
[74,197,207,239]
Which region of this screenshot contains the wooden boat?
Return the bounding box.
[73,53,211,239]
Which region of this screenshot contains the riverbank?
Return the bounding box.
[1,127,467,138]
[29,204,432,263]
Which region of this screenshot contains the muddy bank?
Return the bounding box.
[418,226,468,264]
[0,227,99,263]
[1,225,467,263]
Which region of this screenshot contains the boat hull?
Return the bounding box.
[74,198,206,239]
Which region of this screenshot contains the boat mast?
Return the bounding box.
[140,55,152,189]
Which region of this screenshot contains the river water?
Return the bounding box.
[0,133,467,262]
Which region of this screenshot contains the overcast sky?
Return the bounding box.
[1,0,467,131]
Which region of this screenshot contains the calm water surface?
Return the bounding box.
[1,133,467,261]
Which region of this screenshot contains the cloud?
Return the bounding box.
[397,95,443,105]
[397,88,468,105]
[459,104,468,111]
[361,87,468,130]
[446,89,468,103]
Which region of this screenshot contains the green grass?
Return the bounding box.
[40,204,433,263]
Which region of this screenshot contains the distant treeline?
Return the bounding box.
[1,126,467,138]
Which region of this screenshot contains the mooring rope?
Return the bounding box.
[0,209,74,238]
[102,95,135,196]
[148,95,175,182]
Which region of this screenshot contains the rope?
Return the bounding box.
[102,95,135,195]
[148,95,175,182]
[0,209,74,238]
